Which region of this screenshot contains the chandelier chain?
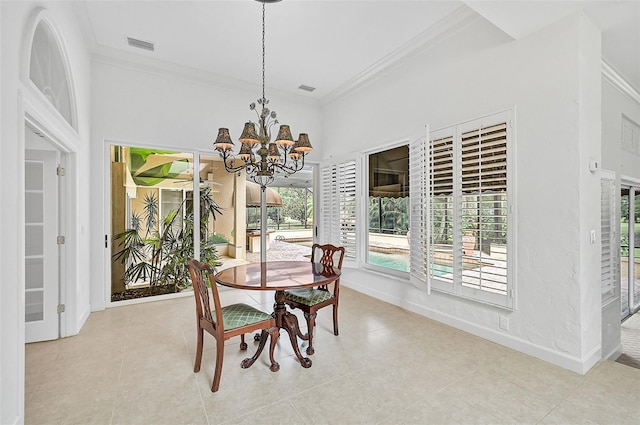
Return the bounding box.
[214,0,312,191]
[261,1,266,103]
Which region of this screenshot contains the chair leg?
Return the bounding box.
[194,327,204,373]
[304,312,317,355]
[333,303,339,336]
[211,338,225,392]
[239,334,247,350]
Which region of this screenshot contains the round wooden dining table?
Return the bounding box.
[215,260,341,368]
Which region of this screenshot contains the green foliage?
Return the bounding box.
[208,234,229,244]
[142,192,158,236]
[368,196,409,235]
[279,188,311,226]
[621,194,640,223]
[113,186,223,293]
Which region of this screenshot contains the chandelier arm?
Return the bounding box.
[220,150,253,174]
[271,156,305,175]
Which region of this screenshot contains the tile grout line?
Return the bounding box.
[109,314,132,425]
[184,326,211,425]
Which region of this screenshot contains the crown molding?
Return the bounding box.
[91,45,321,108]
[321,5,480,106]
[602,60,640,105]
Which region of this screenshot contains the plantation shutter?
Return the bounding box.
[338,161,357,259]
[426,112,512,308]
[460,124,508,194]
[459,123,509,300]
[321,165,339,245]
[429,131,455,288]
[320,160,356,259]
[601,174,616,304]
[409,132,428,289]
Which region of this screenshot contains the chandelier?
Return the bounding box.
[214,0,312,189]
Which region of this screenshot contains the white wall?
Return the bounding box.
[602,80,640,178]
[1,2,92,423]
[89,56,323,311]
[321,12,603,374]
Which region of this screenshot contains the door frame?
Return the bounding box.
[24,113,75,338]
[621,175,640,319]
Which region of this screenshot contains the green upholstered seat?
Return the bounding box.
[220,304,273,330]
[285,288,333,306]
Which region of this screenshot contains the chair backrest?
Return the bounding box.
[187,258,223,334]
[311,244,345,270]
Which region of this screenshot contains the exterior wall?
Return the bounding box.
[89,57,323,311]
[321,13,603,374]
[1,2,92,424]
[601,77,640,360]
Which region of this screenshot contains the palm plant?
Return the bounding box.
[113,186,223,294]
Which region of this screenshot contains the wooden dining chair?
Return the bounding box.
[284,243,345,355]
[186,258,279,392]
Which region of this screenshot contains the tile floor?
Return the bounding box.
[26,286,640,425]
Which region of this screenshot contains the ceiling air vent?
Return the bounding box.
[127,37,155,52]
[298,84,316,92]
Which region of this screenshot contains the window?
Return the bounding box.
[411,112,513,308]
[321,161,356,259]
[29,21,74,127]
[367,146,410,272]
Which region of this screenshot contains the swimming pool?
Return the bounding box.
[292,242,456,275]
[368,251,410,272]
[368,252,455,276]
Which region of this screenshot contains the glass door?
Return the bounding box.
[109,146,238,302]
[621,186,640,319]
[109,146,195,301]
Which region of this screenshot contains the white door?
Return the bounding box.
[25,149,60,342]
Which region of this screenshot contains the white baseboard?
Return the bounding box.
[342,277,598,375]
[603,343,623,362]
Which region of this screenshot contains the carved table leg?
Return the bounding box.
[274,290,312,368]
[241,329,270,369]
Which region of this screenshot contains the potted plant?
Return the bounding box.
[462,221,476,255]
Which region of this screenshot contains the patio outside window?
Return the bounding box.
[367,145,410,273]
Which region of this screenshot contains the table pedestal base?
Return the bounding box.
[274,290,312,368]
[241,328,280,372]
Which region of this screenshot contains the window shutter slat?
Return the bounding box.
[601,176,616,303]
[429,118,510,304]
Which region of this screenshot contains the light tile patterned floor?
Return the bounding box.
[26,286,640,424]
[618,312,640,369]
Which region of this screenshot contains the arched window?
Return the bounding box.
[29,21,74,127]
